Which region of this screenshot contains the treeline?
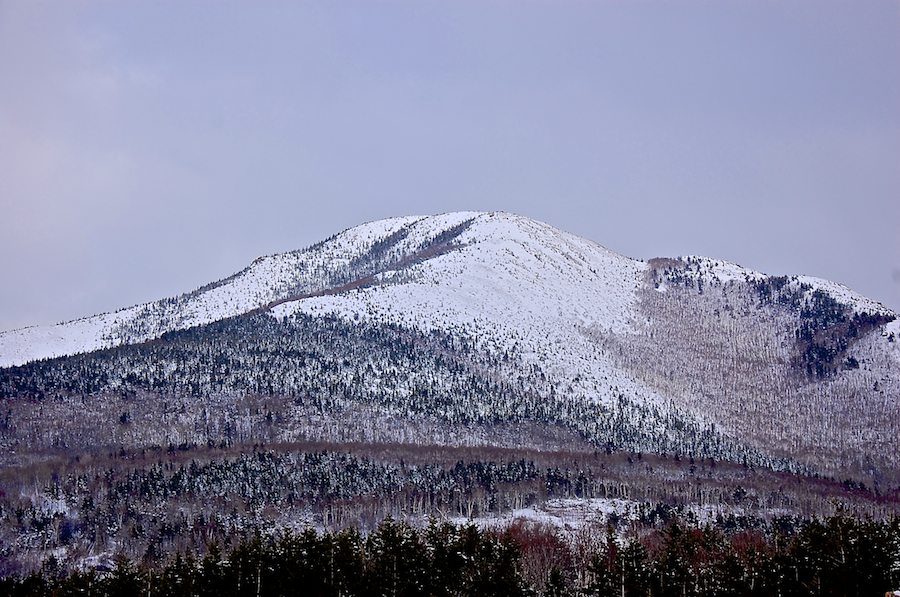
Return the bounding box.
[2,513,899,596]
[0,309,785,471]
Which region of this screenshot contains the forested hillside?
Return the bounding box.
[597,257,899,483]
[1,310,774,467]
[1,212,898,580]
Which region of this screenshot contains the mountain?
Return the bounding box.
[3,211,897,472]
[1,211,899,572]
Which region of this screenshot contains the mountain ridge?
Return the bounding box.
[2,211,900,574]
[1,211,898,485]
[2,211,894,368]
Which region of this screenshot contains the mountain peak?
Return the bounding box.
[1,212,895,373]
[2,212,899,498]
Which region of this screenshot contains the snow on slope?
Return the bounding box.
[273,212,657,407]
[2,211,895,383]
[0,314,122,371]
[0,213,481,367]
[677,254,895,317]
[0,214,427,367]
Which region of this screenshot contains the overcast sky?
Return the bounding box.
[1,0,898,332]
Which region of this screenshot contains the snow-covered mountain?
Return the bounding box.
[2,211,898,483]
[0,212,646,369]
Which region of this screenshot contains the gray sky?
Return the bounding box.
[1,0,898,332]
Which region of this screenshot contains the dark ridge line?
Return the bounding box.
[247,240,471,316]
[78,241,471,355]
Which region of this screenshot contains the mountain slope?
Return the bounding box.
[1,211,898,484]
[0,213,470,366]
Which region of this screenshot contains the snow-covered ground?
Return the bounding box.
[2,211,896,399]
[271,212,657,408]
[459,497,796,534]
[0,214,430,366]
[0,313,124,370]
[678,254,895,317]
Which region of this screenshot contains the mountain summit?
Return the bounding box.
[0,212,646,367]
[1,211,898,482]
